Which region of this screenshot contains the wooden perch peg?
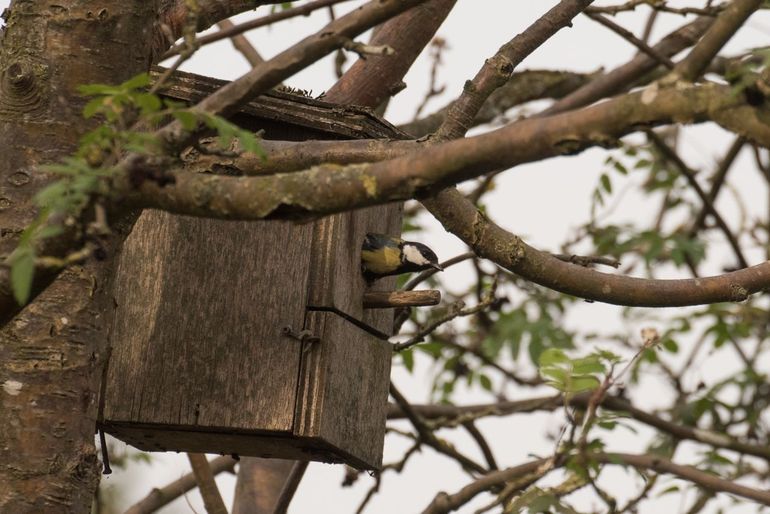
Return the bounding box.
[363,290,441,309]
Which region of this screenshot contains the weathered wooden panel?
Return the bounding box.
[307,203,403,337]
[100,422,354,463]
[295,311,392,469]
[152,67,411,141]
[103,210,312,432]
[103,67,403,469]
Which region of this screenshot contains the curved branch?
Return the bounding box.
[424,187,770,307]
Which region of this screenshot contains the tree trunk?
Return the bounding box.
[0,2,157,511]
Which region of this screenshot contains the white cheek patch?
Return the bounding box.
[403,244,430,266]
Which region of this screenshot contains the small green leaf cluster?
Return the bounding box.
[481,296,575,365]
[725,47,770,102]
[538,348,620,393]
[591,224,705,268]
[271,2,296,13]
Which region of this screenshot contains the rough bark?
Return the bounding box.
[0,1,158,512]
[232,458,295,514]
[323,0,457,108]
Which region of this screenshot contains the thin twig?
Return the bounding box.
[389,383,487,474]
[394,296,496,352]
[647,130,749,269]
[585,11,675,68]
[162,0,356,60]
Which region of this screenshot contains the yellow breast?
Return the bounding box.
[362,246,402,274]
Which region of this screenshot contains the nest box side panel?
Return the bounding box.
[307,203,403,336]
[104,211,311,433]
[294,310,392,469]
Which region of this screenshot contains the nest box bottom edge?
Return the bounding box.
[99,420,381,471]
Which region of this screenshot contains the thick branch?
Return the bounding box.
[324,0,457,108]
[136,83,770,222]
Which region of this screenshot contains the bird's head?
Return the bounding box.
[401,242,443,272]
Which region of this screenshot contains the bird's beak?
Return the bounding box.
[431,263,444,272]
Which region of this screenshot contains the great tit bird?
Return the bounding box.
[361,233,443,281]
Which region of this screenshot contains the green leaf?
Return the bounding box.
[173,110,199,131]
[657,485,680,497]
[416,342,443,359]
[237,130,266,159]
[10,246,35,305]
[83,97,106,118]
[134,93,162,115]
[539,348,569,367]
[567,376,601,392]
[119,72,151,91]
[401,349,414,373]
[540,367,567,383]
[662,338,679,353]
[571,356,605,375]
[600,173,612,193]
[36,225,64,240]
[78,83,122,96]
[478,374,492,391]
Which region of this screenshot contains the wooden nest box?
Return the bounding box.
[98,69,415,470]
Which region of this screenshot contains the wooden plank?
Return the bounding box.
[363,290,441,308]
[103,211,312,433]
[150,66,411,141]
[295,311,392,469]
[307,203,403,337]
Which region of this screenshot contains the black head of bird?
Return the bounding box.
[361,233,443,281]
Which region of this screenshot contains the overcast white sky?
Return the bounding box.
[3,1,769,513]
